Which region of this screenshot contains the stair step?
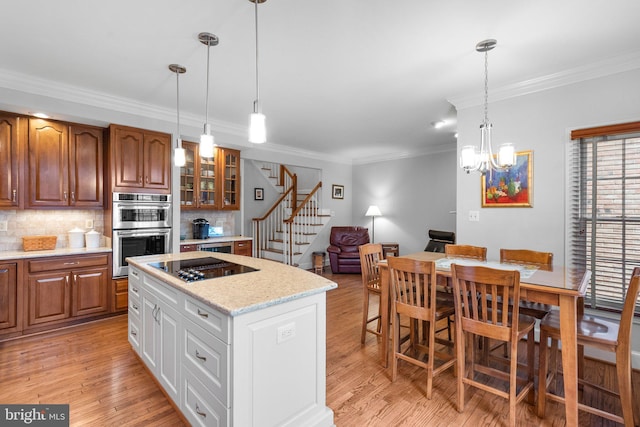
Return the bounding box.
[263,248,302,256]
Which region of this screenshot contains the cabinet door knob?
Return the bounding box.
[12,189,16,203]
[64,191,68,201]
[71,191,75,202]
[138,175,142,183]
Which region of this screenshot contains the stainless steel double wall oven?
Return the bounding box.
[112,193,172,277]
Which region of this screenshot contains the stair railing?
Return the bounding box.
[282,181,322,265]
[252,164,297,260]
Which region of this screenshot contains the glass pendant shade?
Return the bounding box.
[249,112,266,144]
[174,142,186,167]
[498,143,516,167]
[200,123,215,158]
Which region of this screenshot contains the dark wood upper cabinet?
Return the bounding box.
[69,125,104,207]
[27,118,103,208]
[109,124,171,194]
[0,114,24,208]
[28,119,69,207]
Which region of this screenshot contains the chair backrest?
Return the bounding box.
[330,226,370,249]
[388,257,437,322]
[358,243,384,292]
[500,249,553,266]
[445,244,487,261]
[451,264,521,342]
[619,267,640,353]
[425,229,456,253]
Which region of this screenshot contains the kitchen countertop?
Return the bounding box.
[179,235,252,245]
[127,251,337,316]
[0,246,112,261]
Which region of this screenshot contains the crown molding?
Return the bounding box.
[449,50,640,110]
[352,141,456,165]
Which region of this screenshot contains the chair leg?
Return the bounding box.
[509,339,518,427]
[391,311,399,381]
[426,320,436,400]
[361,288,370,344]
[537,331,549,418]
[615,347,636,427]
[455,329,466,412]
[526,331,535,405]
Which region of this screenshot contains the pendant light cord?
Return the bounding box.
[176,70,181,148]
[483,48,489,125]
[205,41,211,124]
[254,0,260,113]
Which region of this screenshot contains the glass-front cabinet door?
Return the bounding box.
[199,151,216,208]
[221,148,240,210]
[180,142,197,208]
[179,143,240,210]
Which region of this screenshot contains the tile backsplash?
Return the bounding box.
[0,210,105,251]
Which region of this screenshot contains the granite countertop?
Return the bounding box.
[179,236,253,245]
[0,246,112,261]
[127,251,337,316]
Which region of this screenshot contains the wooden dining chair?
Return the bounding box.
[450,263,535,427]
[388,257,456,399]
[537,267,640,426]
[358,243,384,343]
[500,248,554,318]
[445,244,487,261]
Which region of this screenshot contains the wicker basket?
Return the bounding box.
[23,235,57,251]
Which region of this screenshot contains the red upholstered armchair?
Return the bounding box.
[327,226,370,273]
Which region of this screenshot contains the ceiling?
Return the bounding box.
[2,0,640,162]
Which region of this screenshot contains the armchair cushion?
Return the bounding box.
[327,226,370,273]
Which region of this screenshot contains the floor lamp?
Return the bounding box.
[365,205,382,243]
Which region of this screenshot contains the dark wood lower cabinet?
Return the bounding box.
[0,263,19,332]
[18,253,114,336]
[112,277,128,312]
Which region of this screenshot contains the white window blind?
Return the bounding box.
[570,124,640,314]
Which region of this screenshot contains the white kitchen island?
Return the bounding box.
[126,251,337,427]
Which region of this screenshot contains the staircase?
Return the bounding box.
[251,161,331,267]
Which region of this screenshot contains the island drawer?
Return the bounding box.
[144,273,181,308]
[182,366,228,427]
[28,254,109,273]
[128,316,140,352]
[184,296,230,344]
[183,318,229,404]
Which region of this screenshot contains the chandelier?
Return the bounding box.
[460,39,515,175]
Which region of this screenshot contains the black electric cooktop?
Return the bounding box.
[149,256,258,282]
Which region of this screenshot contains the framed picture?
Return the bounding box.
[254,187,264,201]
[332,184,344,199]
[481,150,533,207]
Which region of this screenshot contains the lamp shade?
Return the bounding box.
[200,127,215,158]
[174,145,186,167]
[365,205,382,217]
[249,112,266,143]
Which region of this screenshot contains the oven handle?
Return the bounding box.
[113,202,171,209]
[115,229,170,237]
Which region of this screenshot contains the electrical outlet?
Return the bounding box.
[468,210,480,222]
[0,221,7,232]
[85,219,94,229]
[277,322,296,344]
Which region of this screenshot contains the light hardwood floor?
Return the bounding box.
[0,271,637,426]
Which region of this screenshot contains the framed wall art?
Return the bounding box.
[332,184,344,199]
[481,150,533,207]
[254,187,264,201]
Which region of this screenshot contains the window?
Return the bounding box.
[569,122,640,314]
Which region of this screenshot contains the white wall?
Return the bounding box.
[455,68,640,367]
[352,149,457,255]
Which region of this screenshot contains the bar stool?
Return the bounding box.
[312,251,326,274]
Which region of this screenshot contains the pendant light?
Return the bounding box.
[248,0,267,144]
[460,39,516,175]
[198,32,219,158]
[169,64,187,167]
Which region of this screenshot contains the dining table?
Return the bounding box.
[378,251,591,427]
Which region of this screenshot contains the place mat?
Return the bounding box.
[435,258,538,279]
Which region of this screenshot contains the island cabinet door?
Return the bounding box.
[141,292,159,371]
[157,300,181,403]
